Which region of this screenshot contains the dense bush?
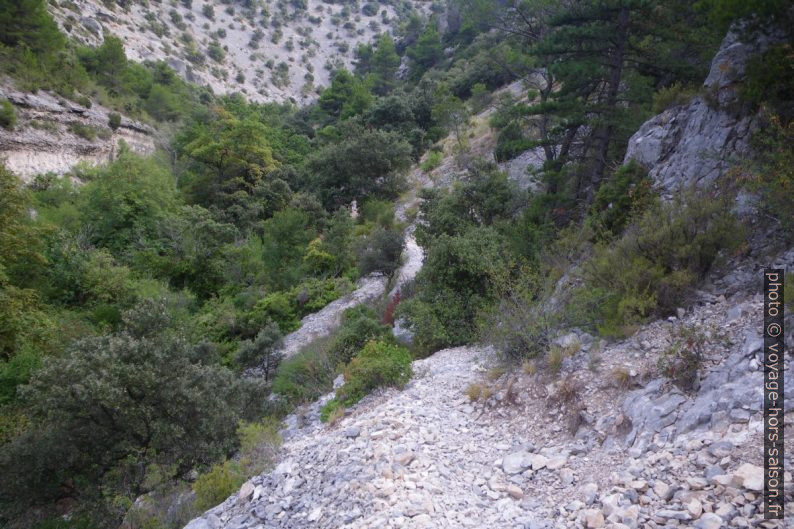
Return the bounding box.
[0,100,16,130]
[587,161,655,239]
[354,227,404,277]
[272,344,334,404]
[0,301,265,517]
[657,324,707,392]
[578,193,742,336]
[334,340,412,406]
[307,126,412,209]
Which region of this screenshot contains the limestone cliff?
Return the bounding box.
[0,85,156,182]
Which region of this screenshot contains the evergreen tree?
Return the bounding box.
[371,34,401,94]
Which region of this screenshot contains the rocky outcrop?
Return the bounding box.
[0,87,156,181]
[623,27,785,195]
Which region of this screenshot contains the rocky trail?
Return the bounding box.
[188,245,794,528]
[276,167,430,360]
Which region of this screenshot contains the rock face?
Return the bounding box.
[0,86,156,181]
[623,27,784,195]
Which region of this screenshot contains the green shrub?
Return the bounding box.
[742,115,794,235]
[588,161,655,239]
[335,340,412,406]
[320,398,343,422]
[192,460,244,511]
[657,324,707,392]
[420,151,443,172]
[652,82,698,113]
[67,122,98,141]
[354,228,404,277]
[272,344,334,404]
[248,278,352,334]
[579,193,741,337]
[234,322,283,377]
[107,112,121,130]
[326,306,391,366]
[0,99,17,130]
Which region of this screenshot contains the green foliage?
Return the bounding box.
[579,193,741,337]
[192,460,244,511]
[335,340,412,406]
[318,69,373,120]
[307,126,411,209]
[272,343,334,404]
[0,100,16,130]
[741,115,794,236]
[403,226,509,354]
[354,228,404,277]
[652,82,699,113]
[0,300,265,513]
[235,322,283,376]
[79,151,178,252]
[658,324,707,392]
[588,161,655,239]
[107,112,121,130]
[249,278,352,334]
[420,151,443,172]
[407,23,443,80]
[741,43,794,124]
[326,306,391,366]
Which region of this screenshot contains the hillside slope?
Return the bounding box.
[49,0,428,103]
[184,24,794,529]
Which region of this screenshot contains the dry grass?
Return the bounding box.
[522,360,537,376]
[466,382,494,402]
[553,375,581,405]
[326,404,345,426]
[547,346,564,374]
[486,366,506,382]
[611,366,632,390]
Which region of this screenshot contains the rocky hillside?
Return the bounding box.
[184,24,794,529]
[0,84,156,181]
[48,0,428,104]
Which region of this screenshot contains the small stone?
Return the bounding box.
[629,480,647,491]
[654,481,673,501]
[238,482,255,501]
[307,507,323,522]
[581,483,599,505]
[694,512,723,529]
[732,463,763,492]
[560,468,574,485]
[677,307,686,319]
[344,426,361,438]
[657,509,692,521]
[502,452,531,475]
[687,498,703,518]
[546,456,567,470]
[506,484,524,499]
[529,454,548,470]
[583,508,605,528]
[687,477,708,490]
[394,451,415,466]
[707,441,733,458]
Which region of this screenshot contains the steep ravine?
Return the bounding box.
[185,28,794,529]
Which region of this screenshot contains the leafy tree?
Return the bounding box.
[355,228,404,277]
[79,151,178,253]
[0,301,264,513]
[307,126,412,209]
[235,322,283,377]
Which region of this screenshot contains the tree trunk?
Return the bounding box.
[588,5,630,197]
